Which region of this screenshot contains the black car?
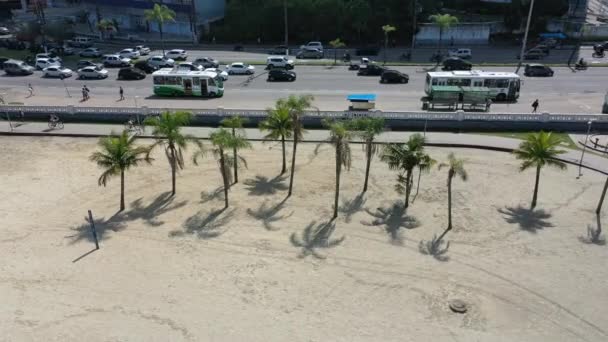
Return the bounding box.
[118,67,146,80]
[133,60,159,74]
[268,45,288,55]
[0,57,8,70]
[524,64,554,77]
[380,70,409,83]
[442,57,472,71]
[77,60,101,69]
[267,69,296,82]
[357,64,385,76]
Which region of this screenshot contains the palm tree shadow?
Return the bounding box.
[362,201,420,245]
[123,191,188,227]
[66,212,126,244]
[200,187,224,204]
[579,213,606,245]
[290,220,345,259]
[339,193,367,223]
[497,206,553,233]
[246,198,293,231]
[172,207,236,239]
[419,233,450,262]
[243,174,288,196]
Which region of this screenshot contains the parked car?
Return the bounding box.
[79,47,103,58]
[226,62,255,75]
[0,57,8,70]
[267,56,294,69]
[518,48,547,60]
[296,47,323,59]
[524,63,554,77]
[380,70,409,83]
[177,62,203,71]
[133,60,159,73]
[118,67,146,80]
[36,53,62,63]
[204,68,229,81]
[539,38,559,48]
[192,56,219,68]
[69,37,94,48]
[165,49,187,61]
[0,27,10,35]
[147,55,174,68]
[267,69,296,82]
[78,65,109,79]
[134,45,151,55]
[300,41,323,52]
[3,60,34,75]
[268,45,288,55]
[442,57,472,71]
[43,66,72,78]
[102,54,131,67]
[118,48,140,59]
[357,64,386,76]
[448,48,472,59]
[77,60,102,69]
[35,58,61,70]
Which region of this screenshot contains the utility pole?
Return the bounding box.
[411,0,417,49]
[283,0,289,50]
[516,0,535,74]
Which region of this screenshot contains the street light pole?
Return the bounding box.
[516,0,535,74]
[578,120,593,177]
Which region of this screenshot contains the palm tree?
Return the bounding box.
[145,111,195,196]
[221,116,248,184]
[286,94,315,197]
[329,38,346,64]
[438,153,467,238]
[349,117,384,192]
[144,3,176,55]
[381,24,396,65]
[513,132,567,209]
[381,134,428,208]
[260,99,293,175]
[197,128,251,208]
[413,153,437,200]
[428,14,459,49]
[324,119,352,219]
[96,19,115,40]
[89,131,152,211]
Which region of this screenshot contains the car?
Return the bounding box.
[77,60,102,69]
[539,38,559,48]
[165,49,187,61]
[134,45,151,55]
[226,62,255,75]
[3,60,34,75]
[380,70,409,83]
[35,57,61,70]
[69,37,94,48]
[0,27,10,35]
[147,55,174,68]
[102,54,131,67]
[36,53,62,63]
[524,63,554,77]
[532,44,550,54]
[204,68,229,81]
[118,48,140,59]
[357,64,386,76]
[594,41,608,51]
[267,56,294,69]
[296,47,323,59]
[448,48,472,59]
[0,57,9,70]
[518,48,547,60]
[267,69,296,82]
[80,47,103,58]
[177,62,203,71]
[300,41,323,52]
[43,66,72,78]
[118,67,146,80]
[192,57,219,69]
[268,45,288,55]
[78,65,109,79]
[133,60,159,74]
[442,57,472,71]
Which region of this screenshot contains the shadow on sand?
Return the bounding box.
[290,220,345,259]
[339,193,367,224]
[200,187,224,204]
[497,205,553,233]
[243,174,288,196]
[419,233,451,262]
[123,192,189,227]
[67,212,127,244]
[362,201,420,245]
[171,207,236,239]
[246,198,292,231]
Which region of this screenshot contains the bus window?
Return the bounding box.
[193,77,200,86]
[166,76,176,85]
[511,79,520,91]
[153,76,164,85]
[484,79,497,87]
[496,79,509,88]
[426,74,431,86]
[176,77,182,84]
[473,80,483,87]
[460,79,471,86]
[208,77,216,86]
[431,78,438,86]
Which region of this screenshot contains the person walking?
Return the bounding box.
[119,86,124,101]
[27,83,33,97]
[531,99,539,113]
[81,86,87,101]
[84,85,90,100]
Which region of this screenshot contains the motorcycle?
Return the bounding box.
[575,63,588,70]
[592,51,605,58]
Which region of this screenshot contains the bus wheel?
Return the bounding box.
[496,94,506,102]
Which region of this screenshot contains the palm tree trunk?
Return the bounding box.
[232,128,238,184]
[447,174,453,230]
[120,170,125,211]
[363,140,372,192]
[288,128,298,197]
[333,144,341,219]
[414,166,422,200]
[531,164,541,209]
[219,148,229,208]
[170,147,176,196]
[281,134,286,175]
[159,22,165,55]
[596,177,608,214]
[404,169,413,208]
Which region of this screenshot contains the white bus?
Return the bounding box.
[152,68,224,98]
[425,70,521,101]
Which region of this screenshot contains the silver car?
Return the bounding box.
[296,48,324,59]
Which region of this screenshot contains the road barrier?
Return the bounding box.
[1,105,607,132]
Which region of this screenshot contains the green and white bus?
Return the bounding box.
[425,70,520,101]
[152,69,224,97]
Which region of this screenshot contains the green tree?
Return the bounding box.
[349,117,384,193]
[349,0,371,42]
[329,38,346,64]
[286,94,315,197]
[144,3,176,55]
[96,19,115,40]
[145,111,196,196]
[221,115,248,184]
[323,119,352,219]
[381,24,396,65]
[381,134,429,208]
[260,99,293,175]
[513,132,567,209]
[428,13,459,49]
[89,131,152,211]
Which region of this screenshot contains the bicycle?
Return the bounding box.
[125,119,143,134]
[48,119,64,130]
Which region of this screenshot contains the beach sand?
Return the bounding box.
[1,136,607,342]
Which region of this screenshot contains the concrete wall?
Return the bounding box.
[415,23,491,45]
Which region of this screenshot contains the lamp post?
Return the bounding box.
[516,0,535,74]
[578,120,593,177]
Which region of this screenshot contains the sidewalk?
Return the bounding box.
[2,121,607,175]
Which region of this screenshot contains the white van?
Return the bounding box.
[448,48,472,59]
[70,37,94,48]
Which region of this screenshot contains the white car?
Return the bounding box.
[36,53,62,63]
[267,56,294,69]
[147,55,175,68]
[43,66,72,78]
[102,54,131,67]
[204,67,229,81]
[35,57,61,70]
[135,45,151,55]
[300,41,323,52]
[165,49,187,61]
[226,62,255,75]
[118,48,140,59]
[177,62,203,71]
[448,48,472,59]
[78,66,109,79]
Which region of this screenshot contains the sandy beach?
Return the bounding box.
[1,135,607,342]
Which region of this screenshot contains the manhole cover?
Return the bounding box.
[449,299,468,313]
